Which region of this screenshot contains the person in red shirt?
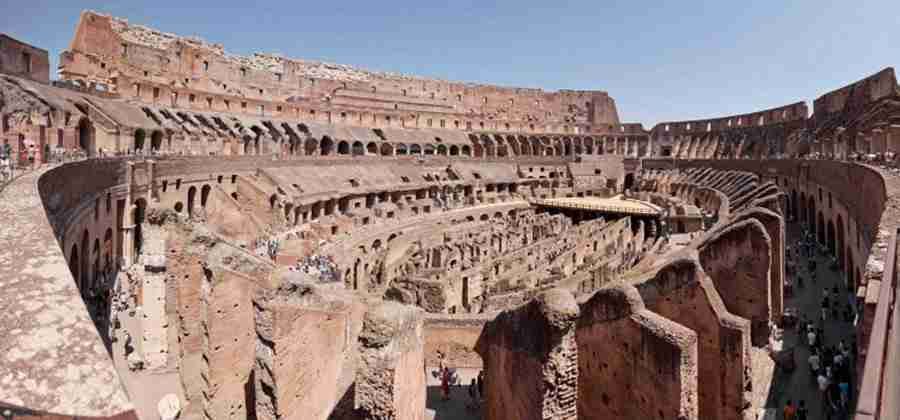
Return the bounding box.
[783,399,796,420]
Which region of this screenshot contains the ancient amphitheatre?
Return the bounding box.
[1,9,899,420]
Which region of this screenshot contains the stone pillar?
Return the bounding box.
[355,301,426,420]
[475,288,579,420]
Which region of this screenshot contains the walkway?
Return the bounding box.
[765,222,858,419]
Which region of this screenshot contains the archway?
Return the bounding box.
[187,186,197,217]
[104,228,113,270]
[827,220,836,256]
[366,142,378,155]
[817,211,825,245]
[78,118,94,156]
[436,145,447,155]
[201,184,212,208]
[320,136,334,156]
[351,141,365,156]
[337,141,350,155]
[380,143,393,156]
[133,198,147,261]
[80,230,89,290]
[461,145,471,157]
[449,145,459,156]
[134,129,146,152]
[410,144,422,155]
[837,215,845,268]
[151,130,164,151]
[623,173,635,191]
[69,244,80,290]
[396,143,408,155]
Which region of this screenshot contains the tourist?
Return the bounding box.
[807,328,816,348]
[796,400,807,420]
[783,400,796,420]
[808,350,820,375]
[817,371,829,397]
[821,297,829,321]
[440,367,451,401]
[468,378,478,404]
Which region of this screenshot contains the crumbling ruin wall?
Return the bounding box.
[253,279,365,420]
[355,301,426,420]
[199,185,265,243]
[635,258,751,420]
[576,285,699,420]
[200,241,274,420]
[731,207,785,323]
[699,218,772,345]
[475,288,579,420]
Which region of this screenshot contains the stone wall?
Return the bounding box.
[355,301,426,420]
[254,280,365,420]
[476,289,579,420]
[0,34,50,83]
[576,285,699,420]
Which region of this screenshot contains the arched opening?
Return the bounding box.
[134,129,146,151]
[837,215,845,268]
[351,141,365,156]
[449,145,459,156]
[104,228,113,269]
[187,186,197,217]
[436,144,447,155]
[320,136,334,156]
[380,143,393,156]
[623,173,635,191]
[817,211,825,245]
[78,118,94,157]
[396,143,408,155]
[92,239,100,288]
[80,230,90,290]
[424,144,435,155]
[461,145,471,157]
[69,244,80,290]
[410,144,422,155]
[366,142,378,155]
[201,184,212,208]
[337,141,350,155]
[827,220,836,256]
[151,130,164,151]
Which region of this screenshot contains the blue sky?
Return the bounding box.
[3,0,898,126]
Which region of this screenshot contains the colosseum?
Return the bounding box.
[1,10,899,420]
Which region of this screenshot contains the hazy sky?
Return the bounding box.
[3,0,898,126]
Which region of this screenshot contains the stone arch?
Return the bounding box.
[380,143,393,156]
[817,211,825,245]
[396,143,408,155]
[351,141,365,156]
[827,219,836,256]
[366,142,378,155]
[337,141,350,155]
[436,144,448,155]
[320,136,334,156]
[201,184,212,208]
[69,244,80,290]
[449,145,460,156]
[410,144,422,155]
[151,130,164,151]
[78,118,94,156]
[187,186,197,217]
[134,129,147,151]
[461,145,471,156]
[104,228,113,269]
[424,144,436,155]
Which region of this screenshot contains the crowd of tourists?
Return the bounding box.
[783,227,857,420]
[288,254,340,283]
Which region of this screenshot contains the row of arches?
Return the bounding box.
[792,187,859,289]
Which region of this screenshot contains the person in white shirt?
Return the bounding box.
[807,330,816,347]
[818,373,830,393]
